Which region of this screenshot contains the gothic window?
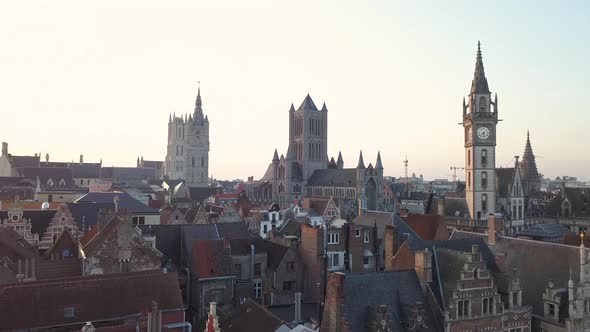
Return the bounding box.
[309,143,312,160]
[512,204,517,220]
[180,146,183,156]
[201,156,204,167]
[482,172,488,188]
[482,194,487,211]
[279,184,284,193]
[467,172,471,188]
[176,146,179,156]
[518,201,523,220]
[481,149,488,166]
[479,96,487,112]
[192,156,195,167]
[468,150,471,166]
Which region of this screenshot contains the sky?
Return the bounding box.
[0,1,588,182]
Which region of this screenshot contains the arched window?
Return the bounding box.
[468,172,471,188]
[482,172,488,188]
[468,150,471,166]
[518,201,523,219]
[479,96,487,112]
[482,194,488,211]
[481,149,488,166]
[201,157,204,167]
[512,203,517,220]
[192,156,195,167]
[309,143,312,159]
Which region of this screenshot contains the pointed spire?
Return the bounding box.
[357,150,365,169]
[470,41,490,95]
[286,145,294,160]
[375,151,383,170]
[169,113,172,122]
[289,103,295,112]
[337,151,344,169]
[328,157,337,169]
[297,94,318,112]
[194,81,204,120]
[321,102,328,112]
[272,148,279,162]
[520,130,540,188]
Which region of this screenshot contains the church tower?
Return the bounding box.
[288,94,328,182]
[462,42,498,220]
[165,86,210,187]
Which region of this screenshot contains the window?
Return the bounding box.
[512,292,518,306]
[363,256,369,267]
[483,297,494,315]
[80,179,83,185]
[283,281,296,291]
[468,150,471,166]
[518,201,523,220]
[482,194,487,211]
[509,329,522,332]
[468,172,471,188]
[482,172,488,188]
[328,233,339,244]
[331,253,340,268]
[457,300,469,318]
[254,263,261,276]
[481,149,488,166]
[286,262,295,272]
[355,228,361,238]
[364,231,370,244]
[263,224,268,235]
[549,303,555,316]
[64,306,75,318]
[585,299,590,314]
[254,282,262,298]
[131,216,145,225]
[119,259,130,273]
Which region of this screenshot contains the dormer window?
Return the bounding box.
[47,179,54,187]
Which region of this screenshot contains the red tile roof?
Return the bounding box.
[192,239,233,279]
[0,270,183,330]
[79,223,100,247]
[401,214,449,241]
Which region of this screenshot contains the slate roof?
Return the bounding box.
[354,211,394,239]
[67,201,113,231]
[306,169,357,187]
[10,155,40,168]
[223,298,284,332]
[401,214,448,241]
[228,238,290,270]
[443,197,469,218]
[19,167,73,187]
[189,186,217,202]
[0,210,58,238]
[71,163,101,178]
[0,227,36,259]
[100,167,156,182]
[0,270,183,330]
[76,192,158,214]
[449,230,585,316]
[546,187,590,218]
[0,176,35,187]
[296,94,319,112]
[342,270,437,332]
[495,167,514,197]
[517,223,570,239]
[268,303,320,324]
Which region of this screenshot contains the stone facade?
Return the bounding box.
[165,87,209,187]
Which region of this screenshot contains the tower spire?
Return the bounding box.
[520,130,540,194]
[375,151,383,170]
[470,41,490,95]
[194,81,203,120]
[357,150,365,169]
[337,151,344,169]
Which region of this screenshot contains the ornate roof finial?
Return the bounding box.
[375,151,383,170]
[470,41,490,95]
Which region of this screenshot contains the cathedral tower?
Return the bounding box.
[165,87,210,187]
[462,42,498,220]
[288,94,328,182]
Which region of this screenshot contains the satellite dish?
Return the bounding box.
[41,202,50,210]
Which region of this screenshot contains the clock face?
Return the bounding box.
[467,127,473,143]
[477,127,490,140]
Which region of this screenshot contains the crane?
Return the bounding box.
[450,166,465,183]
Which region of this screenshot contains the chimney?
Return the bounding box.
[80,155,84,164]
[250,243,255,280]
[81,322,96,332]
[1,142,7,156]
[113,195,120,212]
[321,272,346,332]
[45,153,49,162]
[414,249,432,292]
[487,213,504,245]
[385,225,396,271]
[148,301,161,332]
[437,195,446,217]
[294,292,302,323]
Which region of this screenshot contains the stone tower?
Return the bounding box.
[462,42,498,220]
[165,87,210,187]
[288,94,328,182]
[520,131,541,195]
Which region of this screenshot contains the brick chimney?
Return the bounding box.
[1,142,7,156]
[487,213,504,245]
[385,224,396,271]
[147,301,161,332]
[414,249,432,292]
[321,271,346,332]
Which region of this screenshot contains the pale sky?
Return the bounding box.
[1,1,588,181]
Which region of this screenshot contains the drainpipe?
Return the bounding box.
[250,244,255,281]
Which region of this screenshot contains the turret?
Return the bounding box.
[375,151,383,170]
[321,102,328,112]
[272,149,279,163]
[357,150,365,169]
[337,151,344,169]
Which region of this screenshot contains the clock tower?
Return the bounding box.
[462,42,498,220]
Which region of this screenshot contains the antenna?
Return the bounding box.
[403,155,409,179]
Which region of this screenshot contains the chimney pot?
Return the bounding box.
[1,142,7,156]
